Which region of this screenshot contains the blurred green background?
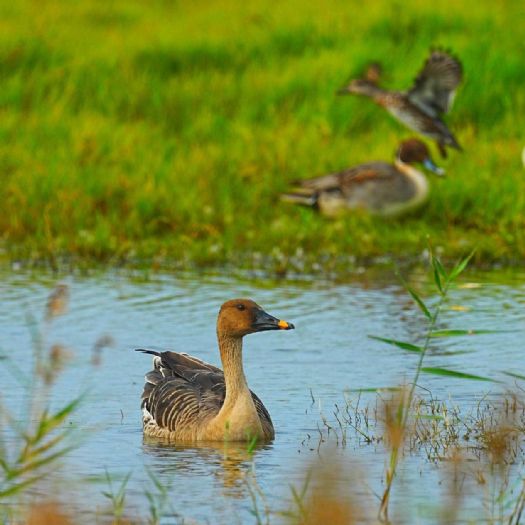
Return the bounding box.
[0,0,524,272]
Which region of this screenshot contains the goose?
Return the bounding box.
[136,299,294,442]
[338,50,463,158]
[281,138,443,217]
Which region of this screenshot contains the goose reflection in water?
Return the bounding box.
[142,437,272,497]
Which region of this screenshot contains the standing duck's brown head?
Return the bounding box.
[217,299,294,338]
[397,139,445,176]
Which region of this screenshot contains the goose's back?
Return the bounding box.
[139,350,273,440]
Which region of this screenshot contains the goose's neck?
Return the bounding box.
[210,333,263,440]
[218,334,250,408]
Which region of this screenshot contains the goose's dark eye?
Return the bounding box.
[236,304,246,311]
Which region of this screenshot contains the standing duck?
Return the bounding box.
[281,139,443,217]
[136,299,294,442]
[338,50,463,158]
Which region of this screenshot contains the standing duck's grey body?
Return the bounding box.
[136,299,294,442]
[339,50,463,158]
[281,139,443,217]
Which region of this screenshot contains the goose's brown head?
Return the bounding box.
[397,139,445,176]
[217,299,294,338]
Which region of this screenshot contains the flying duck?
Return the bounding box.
[338,50,463,158]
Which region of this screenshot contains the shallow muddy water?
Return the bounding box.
[1,265,525,523]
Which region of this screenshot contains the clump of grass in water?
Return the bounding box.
[102,468,178,525]
[281,453,361,525]
[24,501,74,525]
[359,250,525,523]
[0,284,83,513]
[270,250,525,524]
[102,470,132,523]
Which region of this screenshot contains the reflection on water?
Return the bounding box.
[143,438,271,498]
[0,264,524,523]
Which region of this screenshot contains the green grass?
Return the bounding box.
[0,0,524,272]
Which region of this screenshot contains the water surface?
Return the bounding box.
[1,266,524,523]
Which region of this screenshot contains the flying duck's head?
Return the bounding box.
[337,78,380,96]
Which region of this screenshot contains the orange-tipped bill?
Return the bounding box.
[278,319,294,330]
[252,308,295,332]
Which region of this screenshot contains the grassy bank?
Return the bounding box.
[0,0,524,272]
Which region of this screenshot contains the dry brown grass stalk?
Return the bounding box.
[26,501,73,525]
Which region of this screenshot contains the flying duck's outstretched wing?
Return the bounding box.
[407,50,463,118]
[136,350,272,435]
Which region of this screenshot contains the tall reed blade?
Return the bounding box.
[377,251,474,522]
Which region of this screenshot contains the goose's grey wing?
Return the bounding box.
[407,50,462,117]
[137,350,272,434]
[137,349,224,433]
[141,365,225,433]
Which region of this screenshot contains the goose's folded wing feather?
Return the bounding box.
[145,371,225,431]
[138,349,272,432]
[407,50,462,117]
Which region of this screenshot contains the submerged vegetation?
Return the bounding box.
[297,253,525,523]
[0,0,524,272]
